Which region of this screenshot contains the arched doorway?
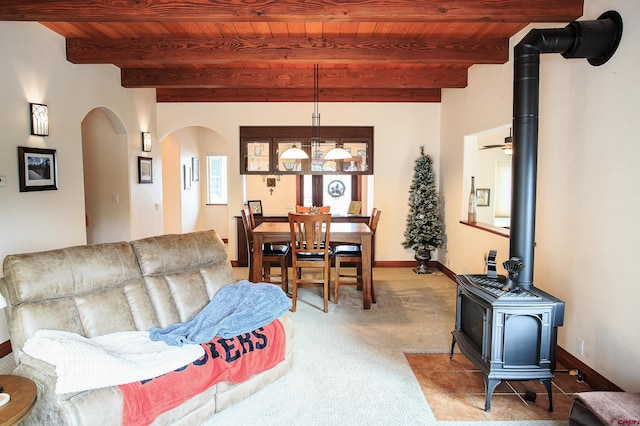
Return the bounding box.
[161,126,229,237]
[81,108,131,244]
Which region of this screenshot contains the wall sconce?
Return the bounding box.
[141,132,152,152]
[30,103,49,136]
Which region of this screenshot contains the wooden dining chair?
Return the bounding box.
[347,200,362,214]
[333,208,381,304]
[288,213,332,313]
[241,208,290,292]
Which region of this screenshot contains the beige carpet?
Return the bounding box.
[207,268,565,425]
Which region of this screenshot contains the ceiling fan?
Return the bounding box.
[480,129,513,154]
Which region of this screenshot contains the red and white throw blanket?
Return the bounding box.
[119,319,286,425]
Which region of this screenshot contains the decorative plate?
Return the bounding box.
[327,180,346,197]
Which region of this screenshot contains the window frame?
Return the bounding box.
[206,154,228,205]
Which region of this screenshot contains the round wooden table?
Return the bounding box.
[0,375,37,425]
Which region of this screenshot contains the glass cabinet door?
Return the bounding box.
[311,140,338,173]
[342,140,371,173]
[242,139,271,173]
[275,139,306,174]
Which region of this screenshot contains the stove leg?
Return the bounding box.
[484,378,501,412]
[449,335,456,360]
[541,378,553,412]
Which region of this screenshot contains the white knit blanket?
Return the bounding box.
[22,329,205,394]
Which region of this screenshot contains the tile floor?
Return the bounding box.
[406,353,593,422]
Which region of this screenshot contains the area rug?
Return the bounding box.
[208,268,568,425]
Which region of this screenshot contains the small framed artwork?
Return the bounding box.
[476,188,490,207]
[18,146,58,192]
[184,165,192,190]
[138,156,153,184]
[266,177,276,188]
[247,200,263,216]
[192,157,199,181]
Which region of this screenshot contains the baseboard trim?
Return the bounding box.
[0,340,12,358]
[373,260,424,268]
[435,262,456,282]
[556,346,623,392]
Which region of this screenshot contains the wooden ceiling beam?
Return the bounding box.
[68,37,508,65]
[121,66,468,89]
[156,88,441,103]
[0,0,584,23]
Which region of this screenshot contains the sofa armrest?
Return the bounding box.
[18,353,57,378]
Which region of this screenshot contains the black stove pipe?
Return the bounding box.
[511,11,622,290]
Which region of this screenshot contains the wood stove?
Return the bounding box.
[450,10,621,413]
[450,274,564,412]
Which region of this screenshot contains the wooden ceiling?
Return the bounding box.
[1,0,583,102]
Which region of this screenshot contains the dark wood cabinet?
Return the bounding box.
[240,126,373,175]
[235,214,372,266]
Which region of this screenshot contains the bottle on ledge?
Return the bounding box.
[468,176,477,224]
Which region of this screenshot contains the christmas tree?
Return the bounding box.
[402,146,444,272]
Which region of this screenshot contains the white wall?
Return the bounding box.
[440,0,640,391]
[157,103,441,262]
[0,22,160,341]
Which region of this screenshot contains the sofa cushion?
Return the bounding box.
[3,242,141,302]
[2,242,145,349]
[131,230,236,327]
[132,231,228,277]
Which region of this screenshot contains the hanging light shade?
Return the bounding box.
[280,144,309,160]
[324,147,352,160]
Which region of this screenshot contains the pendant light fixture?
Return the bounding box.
[280,144,308,160]
[315,64,351,160]
[280,64,351,161]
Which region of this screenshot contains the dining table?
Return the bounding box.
[251,221,374,309]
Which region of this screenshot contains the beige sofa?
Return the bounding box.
[0,230,293,425]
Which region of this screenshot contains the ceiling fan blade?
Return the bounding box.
[480,142,512,150]
[480,129,513,150]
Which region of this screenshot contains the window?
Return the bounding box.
[207,155,227,204]
[301,174,360,214]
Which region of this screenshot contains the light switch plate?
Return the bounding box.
[0,176,6,187]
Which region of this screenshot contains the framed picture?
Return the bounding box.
[266,177,276,188]
[138,156,153,184]
[18,146,58,192]
[184,165,192,190]
[476,188,490,207]
[192,157,199,181]
[247,200,263,216]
